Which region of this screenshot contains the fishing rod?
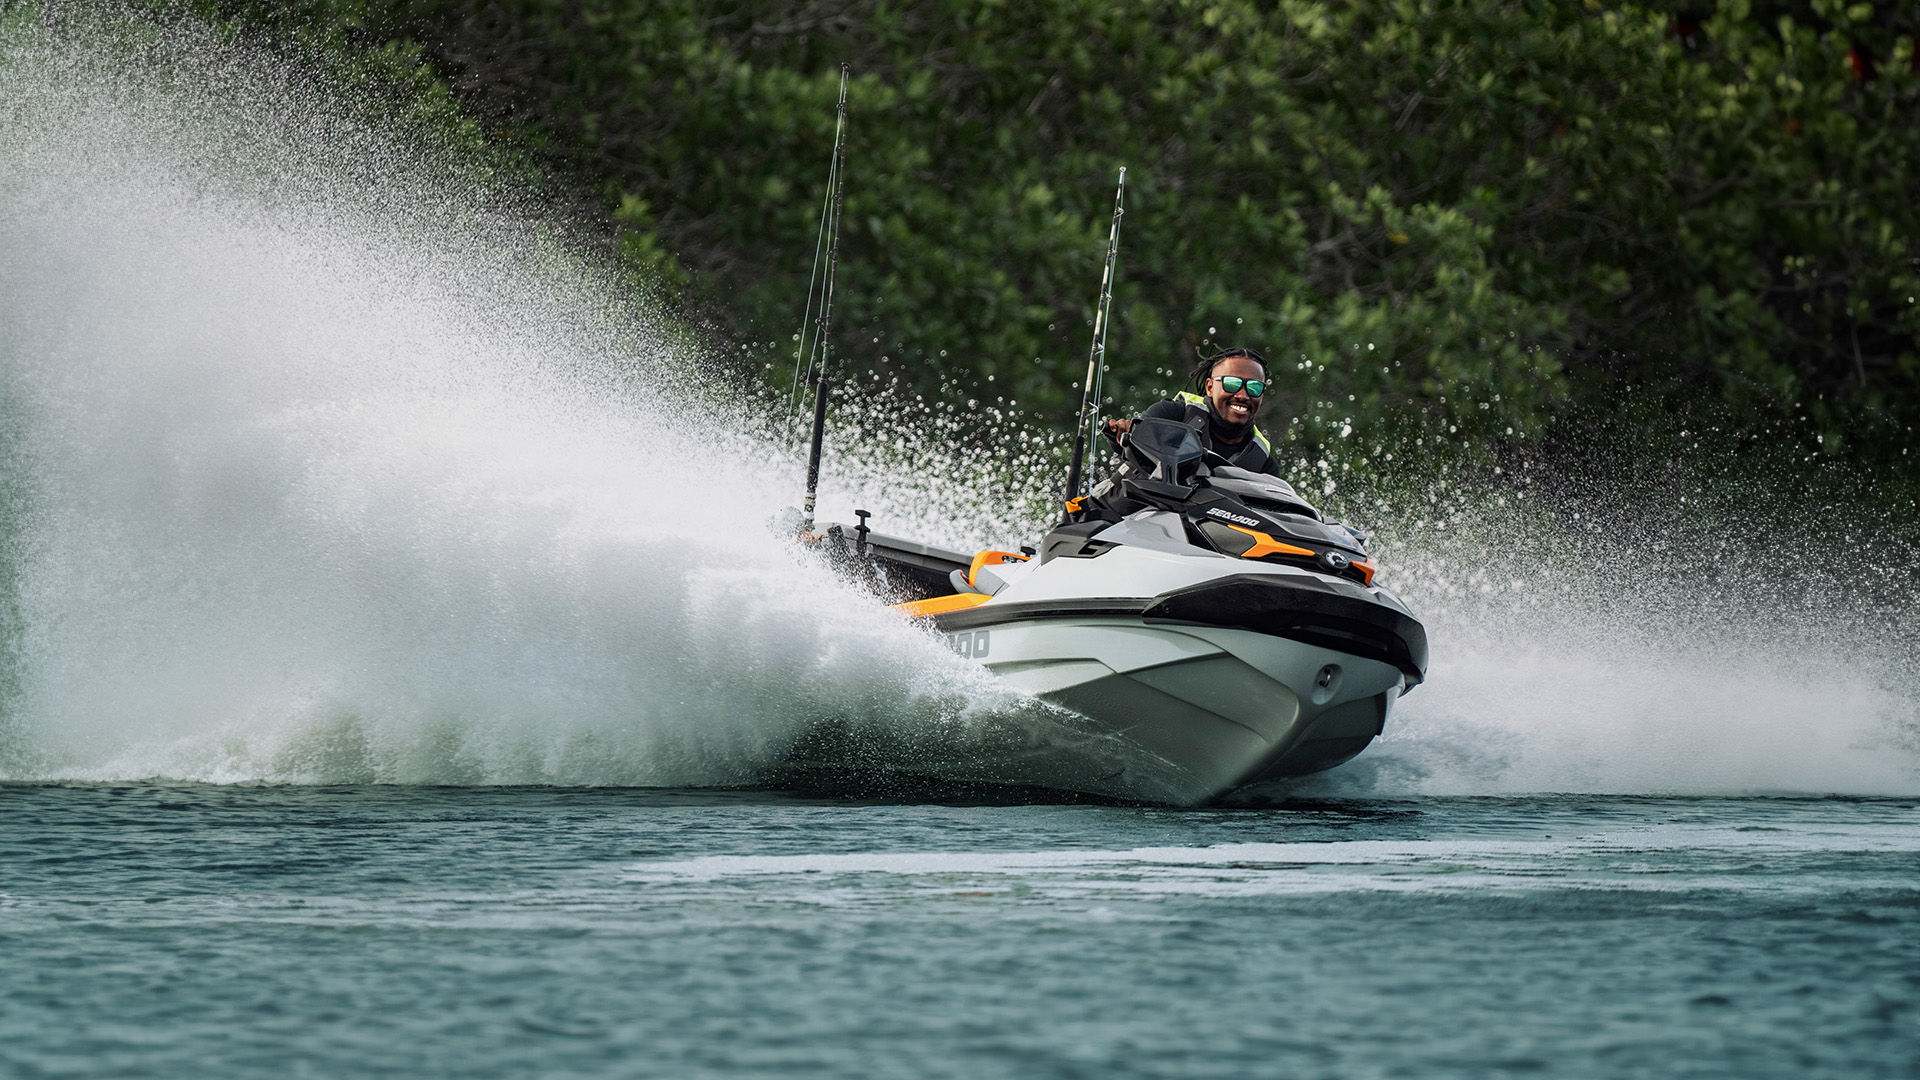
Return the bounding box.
[1062,166,1125,520]
[797,64,851,535]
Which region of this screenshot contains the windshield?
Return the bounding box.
[1126,417,1205,490]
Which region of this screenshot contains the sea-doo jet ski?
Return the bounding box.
[777,112,1421,802]
[806,416,1428,805]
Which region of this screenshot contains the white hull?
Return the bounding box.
[801,499,1428,805]
[935,616,1404,804]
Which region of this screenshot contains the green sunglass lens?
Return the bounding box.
[1219,377,1264,398]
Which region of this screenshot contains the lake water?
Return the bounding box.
[3,784,1915,1079]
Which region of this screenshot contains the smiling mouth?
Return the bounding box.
[1226,401,1252,419]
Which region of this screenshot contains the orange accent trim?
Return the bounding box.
[1224,524,1315,560]
[1352,559,1376,587]
[1064,496,1086,513]
[966,549,1031,587]
[892,593,992,619]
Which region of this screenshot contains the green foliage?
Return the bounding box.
[115,0,1920,477]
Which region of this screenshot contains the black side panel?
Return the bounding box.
[1142,574,1428,686]
[929,573,1427,688]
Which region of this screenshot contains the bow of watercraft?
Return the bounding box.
[919,543,1422,802]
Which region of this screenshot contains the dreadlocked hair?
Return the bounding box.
[1188,347,1270,394]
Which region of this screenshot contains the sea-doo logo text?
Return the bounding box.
[1319,551,1352,572]
[947,630,990,659]
[1204,507,1260,527]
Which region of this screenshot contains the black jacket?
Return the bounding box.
[1140,396,1282,477]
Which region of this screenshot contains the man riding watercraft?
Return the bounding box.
[777,117,1426,802]
[806,400,1427,804]
[790,338,1426,804]
[1103,347,1281,477]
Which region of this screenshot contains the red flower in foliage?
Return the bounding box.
[1848,44,1877,83]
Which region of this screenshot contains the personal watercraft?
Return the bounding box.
[775,99,1422,802]
[804,416,1429,805]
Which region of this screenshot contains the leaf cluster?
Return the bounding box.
[147,0,1920,481]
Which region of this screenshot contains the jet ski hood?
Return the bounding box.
[1074,417,1375,584]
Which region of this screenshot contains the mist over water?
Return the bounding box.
[1313,471,1920,797]
[1,12,1914,797]
[0,12,1044,787]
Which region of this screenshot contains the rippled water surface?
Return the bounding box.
[3,785,1914,1079]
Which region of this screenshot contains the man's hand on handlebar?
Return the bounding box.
[1102,418,1133,443]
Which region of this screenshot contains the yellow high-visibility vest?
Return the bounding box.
[1175,391,1274,455]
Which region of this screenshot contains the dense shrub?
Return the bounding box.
[157,0,1920,478]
